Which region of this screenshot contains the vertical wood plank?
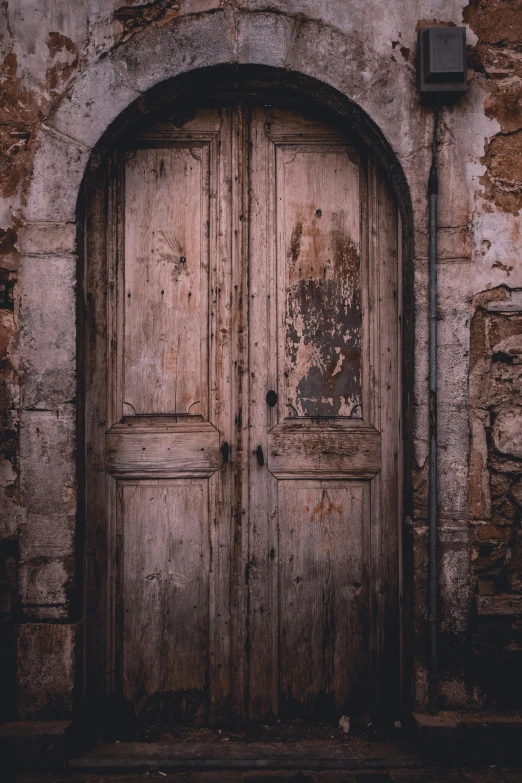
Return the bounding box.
[229,103,249,724]
[107,150,124,430]
[367,158,401,717]
[208,106,234,725]
[376,171,401,716]
[247,106,279,720]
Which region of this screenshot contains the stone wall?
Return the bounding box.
[0,0,521,721]
[468,287,522,708]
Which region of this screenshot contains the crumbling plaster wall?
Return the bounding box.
[0,0,520,720]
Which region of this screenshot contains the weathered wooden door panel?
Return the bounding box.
[120,480,210,720]
[123,145,209,416]
[278,481,370,720]
[85,101,400,725]
[97,106,246,724]
[277,143,362,419]
[247,105,399,721]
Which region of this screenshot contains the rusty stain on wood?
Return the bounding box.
[279,145,362,418]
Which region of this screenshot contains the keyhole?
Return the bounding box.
[266,390,278,407]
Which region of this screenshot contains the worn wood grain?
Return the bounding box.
[366,159,401,717]
[124,145,210,416]
[276,143,362,419]
[120,480,210,721]
[85,100,401,725]
[105,420,220,478]
[247,106,279,720]
[278,481,369,720]
[267,421,381,479]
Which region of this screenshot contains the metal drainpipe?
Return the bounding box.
[428,107,440,715]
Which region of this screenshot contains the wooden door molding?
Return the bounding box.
[106,418,220,479]
[267,420,381,480]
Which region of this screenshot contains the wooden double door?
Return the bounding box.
[84,101,401,725]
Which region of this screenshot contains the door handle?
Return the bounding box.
[221,441,230,463]
[255,445,264,467]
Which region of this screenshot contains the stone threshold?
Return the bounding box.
[413,711,522,764]
[69,740,422,773]
[0,721,72,773]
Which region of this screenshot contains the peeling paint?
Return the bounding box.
[285,213,362,418]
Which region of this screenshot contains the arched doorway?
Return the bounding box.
[81,76,403,728]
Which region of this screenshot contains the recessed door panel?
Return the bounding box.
[124,146,209,417]
[120,481,210,720]
[277,145,362,418]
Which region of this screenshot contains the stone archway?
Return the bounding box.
[23,10,422,226]
[18,8,450,719]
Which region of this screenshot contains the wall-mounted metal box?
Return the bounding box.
[418,27,467,104]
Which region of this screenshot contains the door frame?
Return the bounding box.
[77,66,414,724]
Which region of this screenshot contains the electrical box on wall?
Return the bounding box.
[418,27,468,104]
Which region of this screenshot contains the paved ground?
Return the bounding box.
[12,769,522,782]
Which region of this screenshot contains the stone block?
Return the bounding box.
[426,227,471,261]
[438,677,471,711]
[17,623,76,720]
[437,142,471,231]
[48,56,141,149]
[488,362,522,409]
[491,333,522,363]
[0,720,72,773]
[404,140,470,237]
[19,407,76,516]
[438,344,469,406]
[179,0,221,12]
[491,408,522,458]
[438,438,470,517]
[237,12,295,68]
[412,404,428,466]
[413,710,522,764]
[19,512,75,557]
[118,10,237,94]
[24,127,90,223]
[414,260,472,312]
[477,594,522,615]
[469,417,491,521]
[439,544,471,636]
[286,19,382,112]
[19,255,76,409]
[412,711,460,762]
[437,307,470,348]
[413,303,470,407]
[19,555,73,616]
[356,65,423,161]
[18,222,77,255]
